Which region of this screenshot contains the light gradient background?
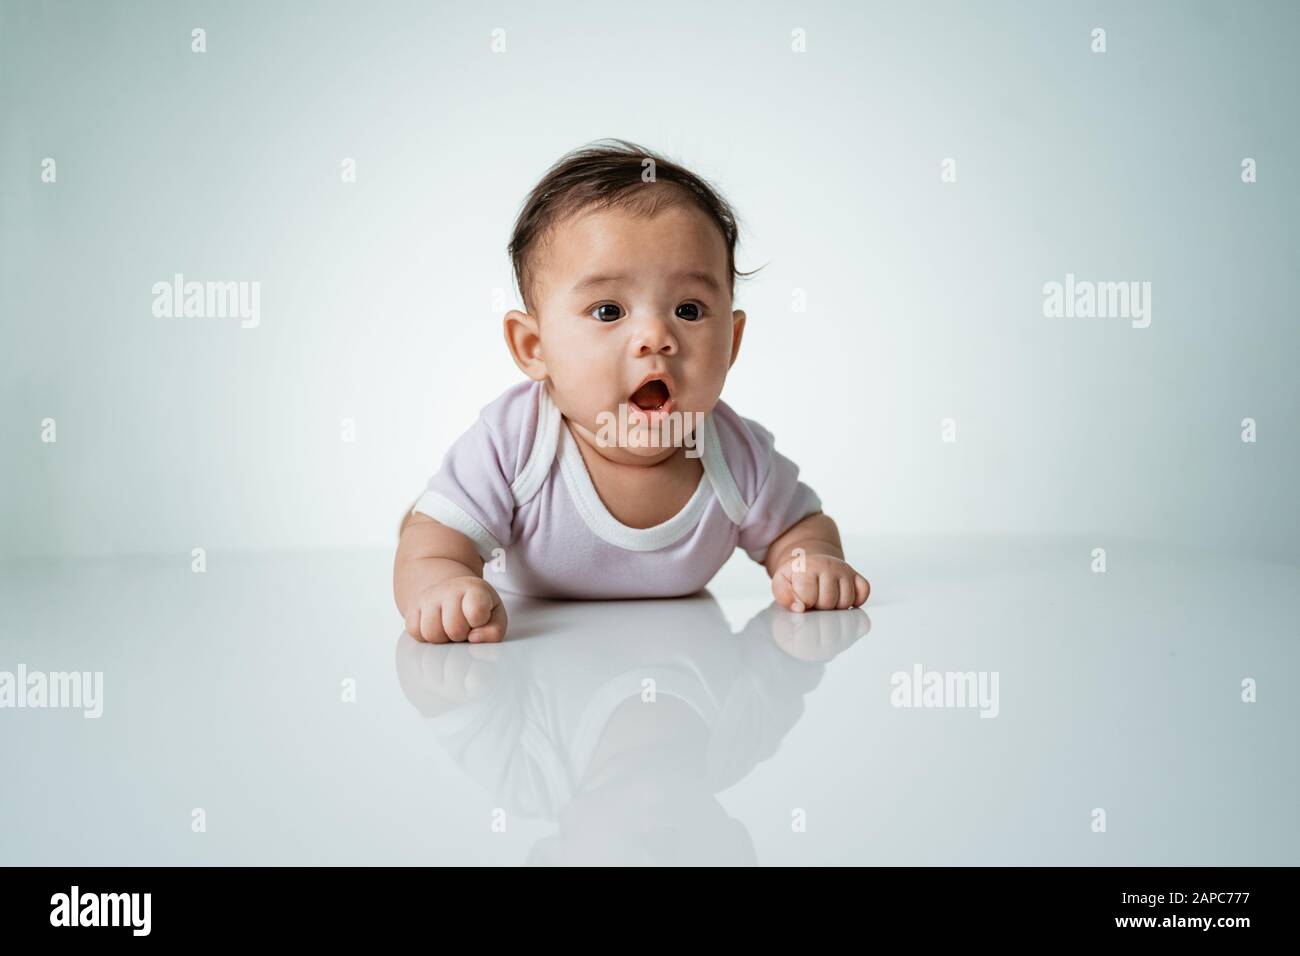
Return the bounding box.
[2,0,1296,561]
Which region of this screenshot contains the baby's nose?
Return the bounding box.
[632,314,678,355]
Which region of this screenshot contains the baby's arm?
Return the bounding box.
[394,511,508,643]
[762,512,870,613]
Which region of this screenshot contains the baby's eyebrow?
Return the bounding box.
[571,273,627,292]
[570,270,721,293]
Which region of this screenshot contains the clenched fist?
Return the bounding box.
[771,553,870,613]
[404,575,508,644]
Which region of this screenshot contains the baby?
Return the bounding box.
[395,140,870,643]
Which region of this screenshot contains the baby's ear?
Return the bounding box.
[503,309,546,380]
[728,309,747,368]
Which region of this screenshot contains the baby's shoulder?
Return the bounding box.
[454,379,542,484]
[707,399,782,499]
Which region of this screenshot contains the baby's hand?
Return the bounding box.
[404,576,508,644]
[771,553,870,613]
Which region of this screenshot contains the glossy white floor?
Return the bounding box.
[1,536,1295,866]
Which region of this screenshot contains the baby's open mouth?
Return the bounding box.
[629,379,671,411]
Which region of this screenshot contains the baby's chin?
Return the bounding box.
[619,434,699,462]
[589,407,705,456]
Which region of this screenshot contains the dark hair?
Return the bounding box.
[508,138,757,314]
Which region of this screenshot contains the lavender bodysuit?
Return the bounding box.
[412,381,821,599]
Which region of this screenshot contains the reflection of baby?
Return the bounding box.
[395,593,869,866]
[394,139,870,643]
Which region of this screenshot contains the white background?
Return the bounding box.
[2,0,1296,560]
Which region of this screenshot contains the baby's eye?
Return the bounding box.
[675,302,703,322]
[592,303,623,322]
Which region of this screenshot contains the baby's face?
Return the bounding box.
[510,203,745,463]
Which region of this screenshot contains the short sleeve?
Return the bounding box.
[412,385,536,561]
[734,420,822,564]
